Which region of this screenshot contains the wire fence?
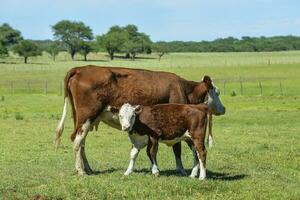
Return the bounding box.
[0,78,295,96]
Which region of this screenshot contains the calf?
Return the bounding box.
[118,103,213,180]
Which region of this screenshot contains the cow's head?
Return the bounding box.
[118,103,141,131]
[194,75,226,116]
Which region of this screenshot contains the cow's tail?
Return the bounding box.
[54,68,77,150]
[54,98,68,150]
[206,113,213,148]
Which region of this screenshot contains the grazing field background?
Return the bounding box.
[0,52,299,199]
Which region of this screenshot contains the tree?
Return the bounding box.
[52,20,93,60]
[123,25,152,59]
[13,40,42,63]
[0,23,22,57]
[96,26,128,60]
[152,42,169,61]
[79,41,93,61]
[46,41,60,61]
[0,43,8,58]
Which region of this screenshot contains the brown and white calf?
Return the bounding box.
[118,103,212,180]
[118,96,225,179]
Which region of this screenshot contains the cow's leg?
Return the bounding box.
[73,120,91,175]
[172,143,187,176]
[81,137,93,174]
[193,138,207,180]
[186,140,199,178]
[146,137,160,176]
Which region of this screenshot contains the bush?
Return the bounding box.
[15,112,24,120]
[230,91,237,96]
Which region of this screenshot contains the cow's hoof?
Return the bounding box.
[78,171,87,176]
[124,171,132,176]
[153,172,160,177]
[179,170,187,176]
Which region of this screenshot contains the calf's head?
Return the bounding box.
[118,103,141,131]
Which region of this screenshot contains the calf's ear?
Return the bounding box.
[107,105,119,113]
[134,105,142,114]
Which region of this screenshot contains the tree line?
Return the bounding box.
[1,20,300,63]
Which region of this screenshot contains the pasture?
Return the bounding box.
[0,52,299,199]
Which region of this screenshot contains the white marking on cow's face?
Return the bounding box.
[119,103,140,131]
[207,86,226,116]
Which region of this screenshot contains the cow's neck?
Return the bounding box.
[183,80,205,104]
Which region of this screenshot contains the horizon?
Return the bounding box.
[1,0,300,42]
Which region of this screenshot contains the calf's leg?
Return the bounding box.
[172,143,187,176]
[193,138,207,180]
[124,146,140,176]
[124,134,148,176]
[186,140,199,178]
[146,137,160,176]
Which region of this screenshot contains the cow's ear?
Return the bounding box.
[202,75,211,84]
[134,105,142,114]
[107,105,119,113]
[202,75,213,89]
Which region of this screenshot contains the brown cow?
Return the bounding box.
[118,103,219,180]
[55,65,225,175]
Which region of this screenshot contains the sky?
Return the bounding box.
[1,0,300,42]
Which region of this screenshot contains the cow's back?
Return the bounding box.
[68,65,187,107]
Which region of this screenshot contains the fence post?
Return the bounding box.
[60,81,63,96]
[280,81,283,96]
[10,81,14,95]
[223,80,226,95]
[45,80,48,95]
[27,80,31,93]
[259,81,262,96]
[240,78,243,95]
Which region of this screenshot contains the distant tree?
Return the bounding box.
[46,41,60,61]
[123,25,152,59]
[52,20,93,60]
[96,26,128,60]
[79,41,93,61]
[0,43,8,58]
[153,42,169,61]
[13,40,42,63]
[0,23,23,57]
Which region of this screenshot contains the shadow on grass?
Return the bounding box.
[133,168,248,181]
[75,59,109,62]
[206,170,248,181]
[91,168,121,175]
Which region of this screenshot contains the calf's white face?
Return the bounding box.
[119,103,140,131]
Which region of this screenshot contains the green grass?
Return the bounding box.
[0,52,300,199]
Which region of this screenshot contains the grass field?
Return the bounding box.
[0,52,300,199]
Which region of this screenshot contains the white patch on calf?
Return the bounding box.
[196,151,206,180]
[190,146,199,178]
[124,146,140,176]
[159,131,191,147]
